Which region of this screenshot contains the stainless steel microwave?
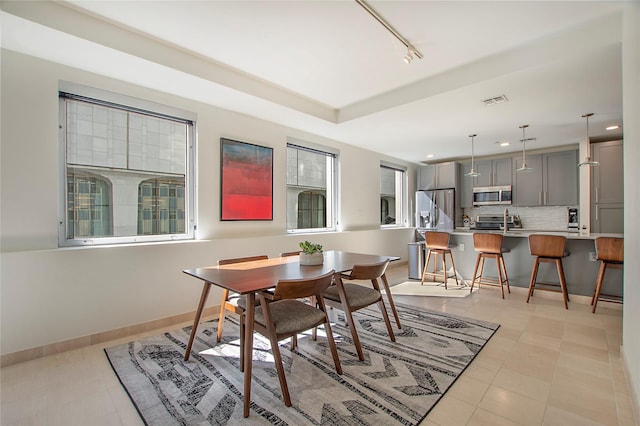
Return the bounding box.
[473,185,512,206]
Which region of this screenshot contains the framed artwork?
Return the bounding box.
[220,138,273,221]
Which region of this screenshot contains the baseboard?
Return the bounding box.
[0,306,221,367]
[621,346,640,425]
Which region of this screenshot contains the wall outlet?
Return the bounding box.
[589,252,598,261]
[459,243,464,251]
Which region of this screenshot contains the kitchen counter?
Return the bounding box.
[452,228,623,240]
[429,230,625,299]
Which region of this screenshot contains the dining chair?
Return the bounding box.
[323,259,396,361]
[280,251,300,257]
[216,255,268,368]
[241,269,342,408]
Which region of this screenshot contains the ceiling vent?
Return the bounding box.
[482,94,509,105]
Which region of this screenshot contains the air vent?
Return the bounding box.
[482,94,509,105]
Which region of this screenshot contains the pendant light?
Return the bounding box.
[464,133,480,177]
[578,113,599,167]
[516,124,533,173]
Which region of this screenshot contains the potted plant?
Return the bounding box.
[299,241,324,266]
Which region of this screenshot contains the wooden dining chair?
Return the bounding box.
[323,259,396,361]
[241,270,342,407]
[280,251,300,257]
[216,255,269,365]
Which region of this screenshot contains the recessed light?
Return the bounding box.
[426,154,435,158]
[495,141,511,147]
[606,125,620,131]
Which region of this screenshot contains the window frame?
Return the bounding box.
[380,161,408,228]
[285,139,338,234]
[57,82,196,247]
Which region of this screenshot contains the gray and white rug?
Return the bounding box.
[105,303,499,425]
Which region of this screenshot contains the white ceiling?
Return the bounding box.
[0,1,624,164]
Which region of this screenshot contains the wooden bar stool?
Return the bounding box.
[420,231,459,289]
[526,234,570,309]
[591,237,624,313]
[470,233,511,298]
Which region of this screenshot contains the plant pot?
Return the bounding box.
[299,251,324,266]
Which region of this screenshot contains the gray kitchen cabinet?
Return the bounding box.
[591,140,623,233]
[418,161,458,190]
[474,158,512,187]
[512,149,578,206]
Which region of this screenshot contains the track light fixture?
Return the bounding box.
[465,134,480,177]
[355,0,423,64]
[578,113,599,167]
[516,124,533,173]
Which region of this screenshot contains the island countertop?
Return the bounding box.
[451,228,623,240]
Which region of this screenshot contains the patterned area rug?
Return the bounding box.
[105,303,498,425]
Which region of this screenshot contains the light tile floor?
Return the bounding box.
[1,266,635,425]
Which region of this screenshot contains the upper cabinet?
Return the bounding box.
[474,158,512,187]
[512,149,578,206]
[418,161,459,190]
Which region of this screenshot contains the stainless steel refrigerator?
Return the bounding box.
[415,189,455,231]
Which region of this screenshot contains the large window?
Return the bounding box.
[58,83,195,246]
[286,141,337,232]
[380,163,406,226]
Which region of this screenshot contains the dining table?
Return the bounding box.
[182,250,400,417]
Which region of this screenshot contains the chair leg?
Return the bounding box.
[592,262,608,313]
[268,333,292,406]
[527,258,540,303]
[447,250,459,287]
[379,274,401,329]
[499,255,511,294]
[470,253,482,293]
[334,279,365,361]
[217,289,230,343]
[556,259,569,309]
[321,317,343,375]
[377,299,396,342]
[441,251,448,289]
[495,255,505,299]
[239,315,245,372]
[421,250,433,285]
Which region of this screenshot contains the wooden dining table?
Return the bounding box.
[182,250,400,417]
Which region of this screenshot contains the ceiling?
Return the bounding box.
[1,1,625,164]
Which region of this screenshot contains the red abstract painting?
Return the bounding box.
[220,138,273,220]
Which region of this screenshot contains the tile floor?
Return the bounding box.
[1,265,636,425]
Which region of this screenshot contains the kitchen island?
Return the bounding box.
[440,229,624,299]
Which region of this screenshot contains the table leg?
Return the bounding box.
[380,273,401,329]
[184,282,212,361]
[243,292,255,418]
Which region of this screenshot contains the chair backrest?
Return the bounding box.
[280,251,300,257]
[596,237,624,262]
[424,231,450,250]
[473,233,504,254]
[528,234,567,258]
[218,255,268,265]
[273,270,336,300]
[347,259,390,280]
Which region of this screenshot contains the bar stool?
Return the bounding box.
[421,231,459,289]
[591,237,624,313]
[526,234,570,309]
[470,233,511,298]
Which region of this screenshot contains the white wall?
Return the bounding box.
[622,1,640,415]
[0,50,416,355]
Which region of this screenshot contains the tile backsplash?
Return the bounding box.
[463,205,579,231]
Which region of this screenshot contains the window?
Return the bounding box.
[58,82,195,246]
[286,141,337,232]
[380,163,406,226]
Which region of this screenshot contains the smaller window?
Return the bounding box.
[380,163,406,227]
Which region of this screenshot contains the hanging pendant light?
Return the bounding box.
[464,133,480,177]
[578,113,599,167]
[516,124,533,173]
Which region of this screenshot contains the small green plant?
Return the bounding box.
[299,240,323,254]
